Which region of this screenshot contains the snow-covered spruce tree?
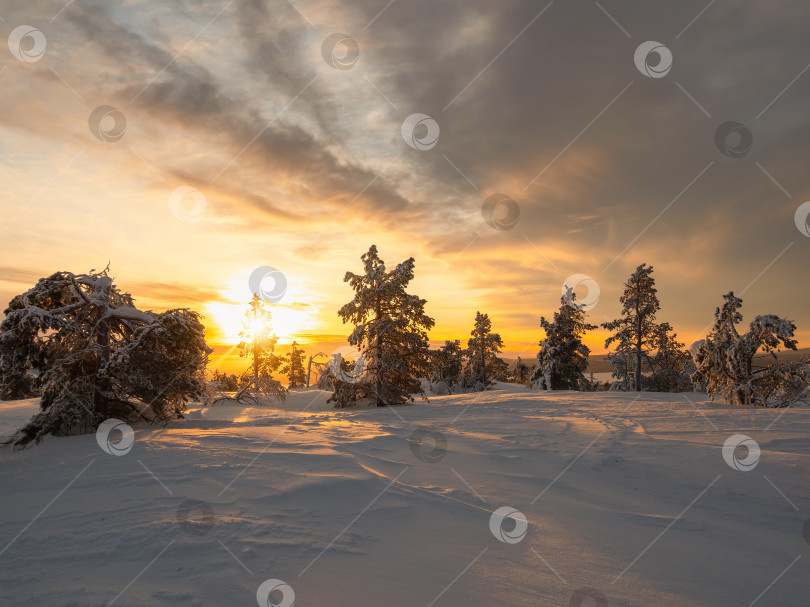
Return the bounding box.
[465,311,504,390]
[280,340,307,388]
[236,294,285,402]
[428,339,465,393]
[648,322,692,392]
[692,292,809,406]
[531,289,597,390]
[330,245,435,407]
[0,268,210,447]
[602,264,661,391]
[512,356,530,385]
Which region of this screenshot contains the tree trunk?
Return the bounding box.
[635,294,642,392]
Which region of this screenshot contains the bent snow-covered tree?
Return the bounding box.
[692,292,808,406]
[331,245,435,408]
[531,289,596,390]
[0,268,210,447]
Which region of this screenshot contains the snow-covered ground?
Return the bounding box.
[1,385,808,606]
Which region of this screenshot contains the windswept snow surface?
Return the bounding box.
[1,385,809,606]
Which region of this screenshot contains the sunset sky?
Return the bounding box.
[1,0,808,373]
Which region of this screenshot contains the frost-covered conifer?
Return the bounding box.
[331,245,434,407]
[0,267,210,446]
[692,292,809,406]
[531,289,596,390]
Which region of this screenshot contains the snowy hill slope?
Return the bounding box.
[1,386,808,606]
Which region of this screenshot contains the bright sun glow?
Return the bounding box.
[205,300,315,346]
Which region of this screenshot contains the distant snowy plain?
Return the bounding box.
[1,385,808,606]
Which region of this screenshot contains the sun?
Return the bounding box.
[204,300,316,346]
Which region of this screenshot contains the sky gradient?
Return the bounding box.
[1,0,809,373]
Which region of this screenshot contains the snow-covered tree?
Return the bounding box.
[280,341,307,388]
[692,292,809,406]
[512,356,530,385]
[602,264,661,391]
[330,245,435,407]
[428,340,465,392]
[0,267,210,447]
[465,312,504,389]
[648,322,692,392]
[531,289,596,390]
[236,294,285,402]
